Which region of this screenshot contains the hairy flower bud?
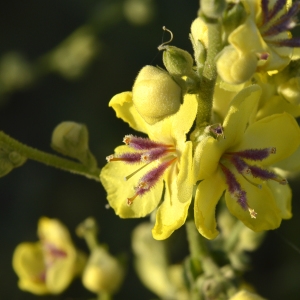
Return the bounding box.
[162,46,194,77]
[132,66,182,124]
[51,121,97,169]
[82,247,124,294]
[0,141,27,177]
[200,0,226,19]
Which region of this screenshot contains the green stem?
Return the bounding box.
[98,292,111,300]
[0,131,100,181]
[185,220,219,277]
[196,20,222,127]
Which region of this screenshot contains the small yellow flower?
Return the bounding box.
[216,0,299,84]
[100,92,197,240]
[193,85,300,239]
[13,217,85,295]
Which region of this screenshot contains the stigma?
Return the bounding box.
[106,135,177,206]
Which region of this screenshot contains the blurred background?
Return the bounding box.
[0,0,300,299]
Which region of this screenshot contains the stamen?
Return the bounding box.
[140,147,175,162]
[107,153,143,164]
[228,147,276,161]
[266,0,286,22]
[123,135,172,150]
[126,158,177,205]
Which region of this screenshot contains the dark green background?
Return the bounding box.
[1,1,300,299]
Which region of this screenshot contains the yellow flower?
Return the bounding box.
[100,92,197,240]
[193,85,300,239]
[216,0,299,84]
[13,217,85,295]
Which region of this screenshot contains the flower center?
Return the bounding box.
[106,135,177,206]
[259,0,300,47]
[220,146,287,218]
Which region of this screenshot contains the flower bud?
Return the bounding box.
[51,121,97,169]
[216,46,257,84]
[0,141,27,177]
[132,66,182,124]
[162,46,194,77]
[200,0,226,19]
[82,247,124,294]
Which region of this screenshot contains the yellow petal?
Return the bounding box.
[225,178,282,232]
[223,85,261,149]
[12,242,48,295]
[177,141,193,203]
[267,180,292,219]
[257,95,300,119]
[194,169,226,239]
[152,177,191,240]
[100,146,163,218]
[109,92,149,134]
[235,112,300,166]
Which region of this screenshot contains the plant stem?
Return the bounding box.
[196,20,222,127]
[0,131,101,181]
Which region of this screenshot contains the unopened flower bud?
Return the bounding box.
[82,247,124,294]
[200,0,226,19]
[216,46,257,84]
[222,2,247,34]
[162,46,194,77]
[0,141,27,177]
[132,66,182,124]
[51,121,97,168]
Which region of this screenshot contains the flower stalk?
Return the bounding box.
[0,131,100,181]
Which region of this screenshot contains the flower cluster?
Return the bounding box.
[100,0,300,242]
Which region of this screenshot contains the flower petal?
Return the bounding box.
[100,146,163,218]
[12,242,48,295]
[194,169,226,239]
[152,177,191,240]
[225,178,282,232]
[223,85,261,149]
[109,92,149,134]
[267,179,292,219]
[235,112,300,166]
[177,141,193,203]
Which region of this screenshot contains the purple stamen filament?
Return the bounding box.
[107,135,178,206]
[220,146,286,218]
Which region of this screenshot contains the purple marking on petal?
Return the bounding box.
[267,0,287,22]
[248,164,277,180]
[261,0,270,25]
[231,147,275,161]
[123,135,171,150]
